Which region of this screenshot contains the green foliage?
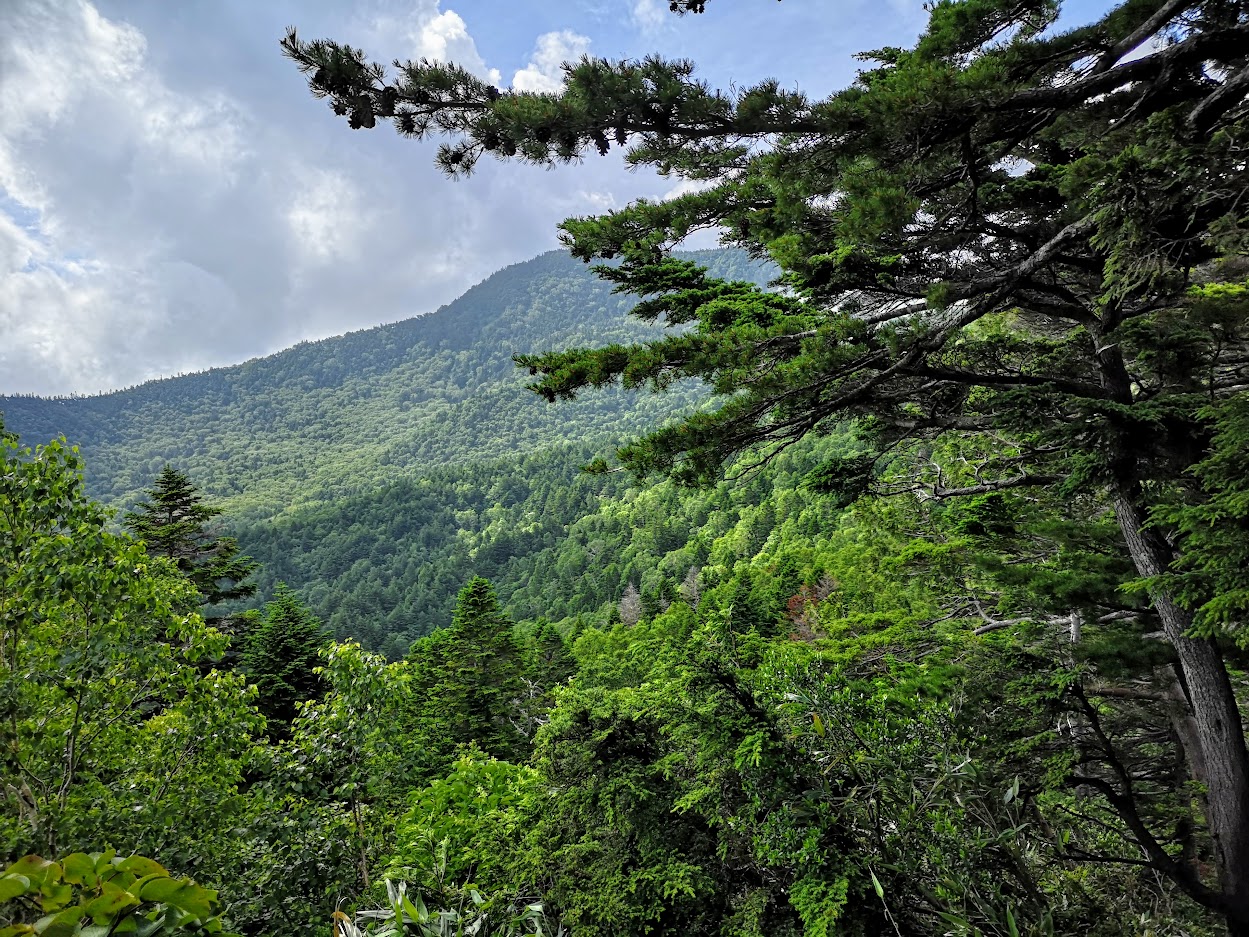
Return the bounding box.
[220,643,413,937]
[123,466,258,622]
[0,852,234,937]
[446,579,526,759]
[240,584,329,734]
[8,2,1249,935]
[343,879,562,937]
[4,405,1234,935]
[402,579,527,764]
[385,753,542,904]
[0,251,767,521]
[229,433,861,656]
[0,435,260,863]
[522,623,575,715]
[285,0,1249,929]
[1154,391,1249,639]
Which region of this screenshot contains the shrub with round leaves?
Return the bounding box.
[0,852,235,937]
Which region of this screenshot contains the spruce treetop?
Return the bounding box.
[240,582,329,732]
[125,465,258,617]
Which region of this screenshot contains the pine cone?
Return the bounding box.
[376,87,398,118]
[350,96,375,129]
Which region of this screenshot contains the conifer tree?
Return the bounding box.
[527,620,575,692]
[446,577,525,758]
[518,620,576,733]
[285,0,1249,927]
[124,466,258,623]
[241,583,329,735]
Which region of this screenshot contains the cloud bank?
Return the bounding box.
[0,1,623,395]
[0,0,932,396]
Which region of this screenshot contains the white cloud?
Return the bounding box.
[366,3,502,85]
[0,2,141,132]
[0,206,189,393]
[418,10,503,84]
[512,30,592,93]
[287,169,367,266]
[578,190,618,212]
[137,90,250,182]
[0,0,261,393]
[0,0,624,396]
[0,0,933,397]
[630,0,668,33]
[662,177,715,201]
[0,3,248,192]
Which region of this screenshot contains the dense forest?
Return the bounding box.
[235,433,859,658]
[0,249,767,518]
[1,247,772,656]
[4,0,1249,935]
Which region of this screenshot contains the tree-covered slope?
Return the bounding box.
[232,433,862,658]
[0,249,767,517]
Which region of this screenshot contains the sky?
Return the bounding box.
[0,0,1110,396]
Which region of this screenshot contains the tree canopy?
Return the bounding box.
[0,435,258,864]
[240,584,329,734]
[284,0,1249,930]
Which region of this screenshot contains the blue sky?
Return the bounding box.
[0,0,1113,396]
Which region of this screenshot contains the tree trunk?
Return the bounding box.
[1155,664,1209,786]
[1115,491,1249,931]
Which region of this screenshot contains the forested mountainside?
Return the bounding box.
[0,248,767,517]
[234,435,856,658]
[9,406,1219,937]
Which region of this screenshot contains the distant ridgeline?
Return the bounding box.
[1,248,789,652]
[1,248,770,519]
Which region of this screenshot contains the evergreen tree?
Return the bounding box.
[527,620,575,691]
[241,583,329,735]
[446,577,525,758]
[286,1,1249,928]
[519,620,576,732]
[124,466,258,623]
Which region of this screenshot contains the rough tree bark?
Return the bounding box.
[1115,490,1249,932]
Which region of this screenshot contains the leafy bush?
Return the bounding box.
[0,852,233,937]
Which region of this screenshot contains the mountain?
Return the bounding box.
[1,249,770,519]
[1,247,775,650]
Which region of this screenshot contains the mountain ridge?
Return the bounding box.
[1,248,770,518]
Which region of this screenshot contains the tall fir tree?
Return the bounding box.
[124,466,258,624]
[447,577,526,759]
[241,583,329,735]
[526,620,575,692]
